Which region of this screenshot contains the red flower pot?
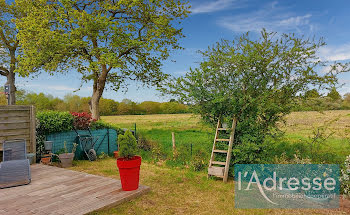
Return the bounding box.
[117,156,141,191]
[113,151,119,159]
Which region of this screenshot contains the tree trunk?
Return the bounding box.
[89,65,108,120]
[90,89,101,120]
[6,70,16,105]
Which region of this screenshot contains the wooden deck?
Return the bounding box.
[0,164,150,215]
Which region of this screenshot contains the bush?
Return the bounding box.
[36,111,74,161]
[71,112,95,130]
[118,130,138,159]
[232,140,272,164]
[36,111,74,134]
[137,134,152,151]
[90,120,124,134]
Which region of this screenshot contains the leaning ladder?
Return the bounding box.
[208,117,237,182]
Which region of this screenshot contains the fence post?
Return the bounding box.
[107,128,110,155]
[172,132,176,156]
[134,123,137,139]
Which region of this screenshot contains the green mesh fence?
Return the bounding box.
[46,129,118,160]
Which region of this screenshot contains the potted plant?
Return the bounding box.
[117,130,141,191]
[58,141,78,168]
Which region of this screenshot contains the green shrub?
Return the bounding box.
[118,130,138,159]
[232,140,272,164]
[36,111,74,161]
[91,120,124,134]
[137,134,152,151]
[36,111,74,134]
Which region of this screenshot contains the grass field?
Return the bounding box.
[102,110,350,136]
[67,111,350,214]
[102,110,350,164]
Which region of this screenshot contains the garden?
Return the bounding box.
[21,109,349,214]
[1,0,350,214]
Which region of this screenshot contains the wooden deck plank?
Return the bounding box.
[0,164,150,215]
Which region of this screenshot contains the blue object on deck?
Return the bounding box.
[0,139,31,189]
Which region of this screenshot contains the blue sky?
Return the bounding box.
[2,0,350,102]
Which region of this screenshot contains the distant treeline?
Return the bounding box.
[1,87,350,114]
[0,89,189,115]
[292,88,350,111]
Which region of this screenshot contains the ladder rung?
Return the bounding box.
[218,128,231,131]
[211,161,226,165]
[213,149,228,153]
[216,139,230,142]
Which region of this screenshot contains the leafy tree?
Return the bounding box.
[17,92,59,111]
[0,0,25,104]
[64,94,85,112]
[167,30,349,163]
[138,101,161,114]
[160,101,188,113]
[0,93,6,105]
[0,88,5,105]
[327,87,342,101]
[16,0,190,119]
[99,98,118,116]
[344,93,350,102]
[305,89,320,98]
[117,101,133,115]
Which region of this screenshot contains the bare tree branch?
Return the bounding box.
[0,67,9,76]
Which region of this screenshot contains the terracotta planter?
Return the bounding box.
[41,154,51,165]
[117,156,141,191]
[59,153,75,168]
[113,151,119,158]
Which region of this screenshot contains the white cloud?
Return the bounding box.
[319,44,350,61]
[218,2,315,33]
[279,14,312,26]
[191,0,242,14]
[19,83,78,92]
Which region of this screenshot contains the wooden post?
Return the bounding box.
[172,132,176,156]
[30,105,36,161]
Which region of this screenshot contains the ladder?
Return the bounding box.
[208,117,237,182]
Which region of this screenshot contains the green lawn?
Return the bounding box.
[67,111,350,214]
[70,158,346,215]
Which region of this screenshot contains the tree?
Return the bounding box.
[117,101,133,115]
[17,92,58,111]
[344,93,350,102]
[100,98,118,116]
[167,30,349,163]
[16,0,190,119]
[138,101,161,114]
[305,89,320,98]
[0,0,24,104]
[160,101,187,113]
[327,87,342,101]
